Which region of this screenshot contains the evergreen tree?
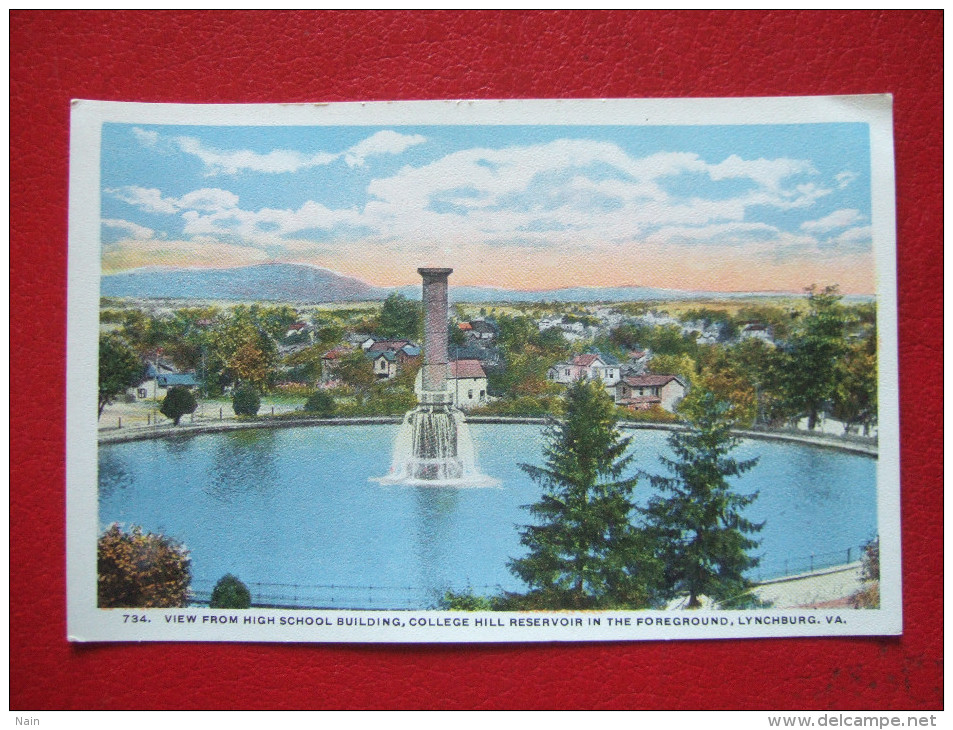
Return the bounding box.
[231,384,261,417]
[160,386,197,425]
[209,573,252,609]
[507,378,658,609]
[783,285,848,430]
[642,390,763,608]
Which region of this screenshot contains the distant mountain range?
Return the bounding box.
[101,264,385,303]
[101,263,872,304]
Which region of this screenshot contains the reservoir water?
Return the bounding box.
[98,424,877,609]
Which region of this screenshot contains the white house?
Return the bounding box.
[547,352,621,389]
[413,359,489,410]
[448,359,489,409]
[740,323,774,345]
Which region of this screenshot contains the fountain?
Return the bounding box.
[377,268,497,487]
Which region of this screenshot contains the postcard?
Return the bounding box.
[67,96,900,642]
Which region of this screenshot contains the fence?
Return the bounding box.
[751,543,872,582]
[188,579,504,611]
[188,543,874,610]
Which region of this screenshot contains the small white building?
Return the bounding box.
[448,359,489,410]
[416,359,489,410]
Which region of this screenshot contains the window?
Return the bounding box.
[468,389,473,399]
[480,390,485,399]
[137,388,147,399]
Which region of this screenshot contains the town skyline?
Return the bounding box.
[101,121,876,294]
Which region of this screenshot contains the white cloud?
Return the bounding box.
[836,171,858,189]
[830,225,872,245]
[178,188,240,212]
[344,130,426,167]
[102,218,154,240]
[362,139,830,248]
[174,136,338,175]
[132,127,159,147]
[801,208,864,232]
[105,186,179,215]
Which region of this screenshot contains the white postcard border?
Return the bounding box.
[67,96,901,643]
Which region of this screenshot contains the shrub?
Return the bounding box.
[848,537,880,609]
[440,589,497,611]
[160,386,198,425]
[98,524,191,608]
[209,574,252,609]
[232,384,261,417]
[304,390,336,417]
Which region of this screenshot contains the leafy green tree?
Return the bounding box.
[160,386,198,426]
[98,524,191,608]
[782,285,848,429]
[98,334,143,418]
[831,335,878,435]
[507,378,658,609]
[642,390,762,608]
[209,574,252,609]
[304,390,336,417]
[232,384,261,417]
[377,292,421,340]
[334,349,376,402]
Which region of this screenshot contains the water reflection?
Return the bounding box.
[207,429,279,503]
[98,448,133,499]
[411,487,460,601]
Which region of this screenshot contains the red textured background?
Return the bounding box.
[11,10,942,710]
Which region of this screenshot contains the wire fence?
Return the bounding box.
[751,543,870,582]
[188,542,873,609]
[188,579,505,610]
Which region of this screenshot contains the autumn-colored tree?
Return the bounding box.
[228,339,270,388]
[832,335,878,435]
[679,367,757,427]
[98,524,191,608]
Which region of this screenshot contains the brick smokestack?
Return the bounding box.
[418,267,452,400]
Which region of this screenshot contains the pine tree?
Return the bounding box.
[643,390,763,608]
[507,378,658,609]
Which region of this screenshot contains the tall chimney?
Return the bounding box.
[418,267,452,402]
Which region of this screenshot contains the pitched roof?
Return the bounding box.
[457,322,473,331]
[450,359,486,379]
[469,320,497,334]
[619,374,684,388]
[572,353,602,367]
[366,339,412,353]
[157,373,200,387]
[321,347,350,360]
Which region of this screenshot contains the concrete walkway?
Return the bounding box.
[754,562,866,608]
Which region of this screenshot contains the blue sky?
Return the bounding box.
[100,121,874,292]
